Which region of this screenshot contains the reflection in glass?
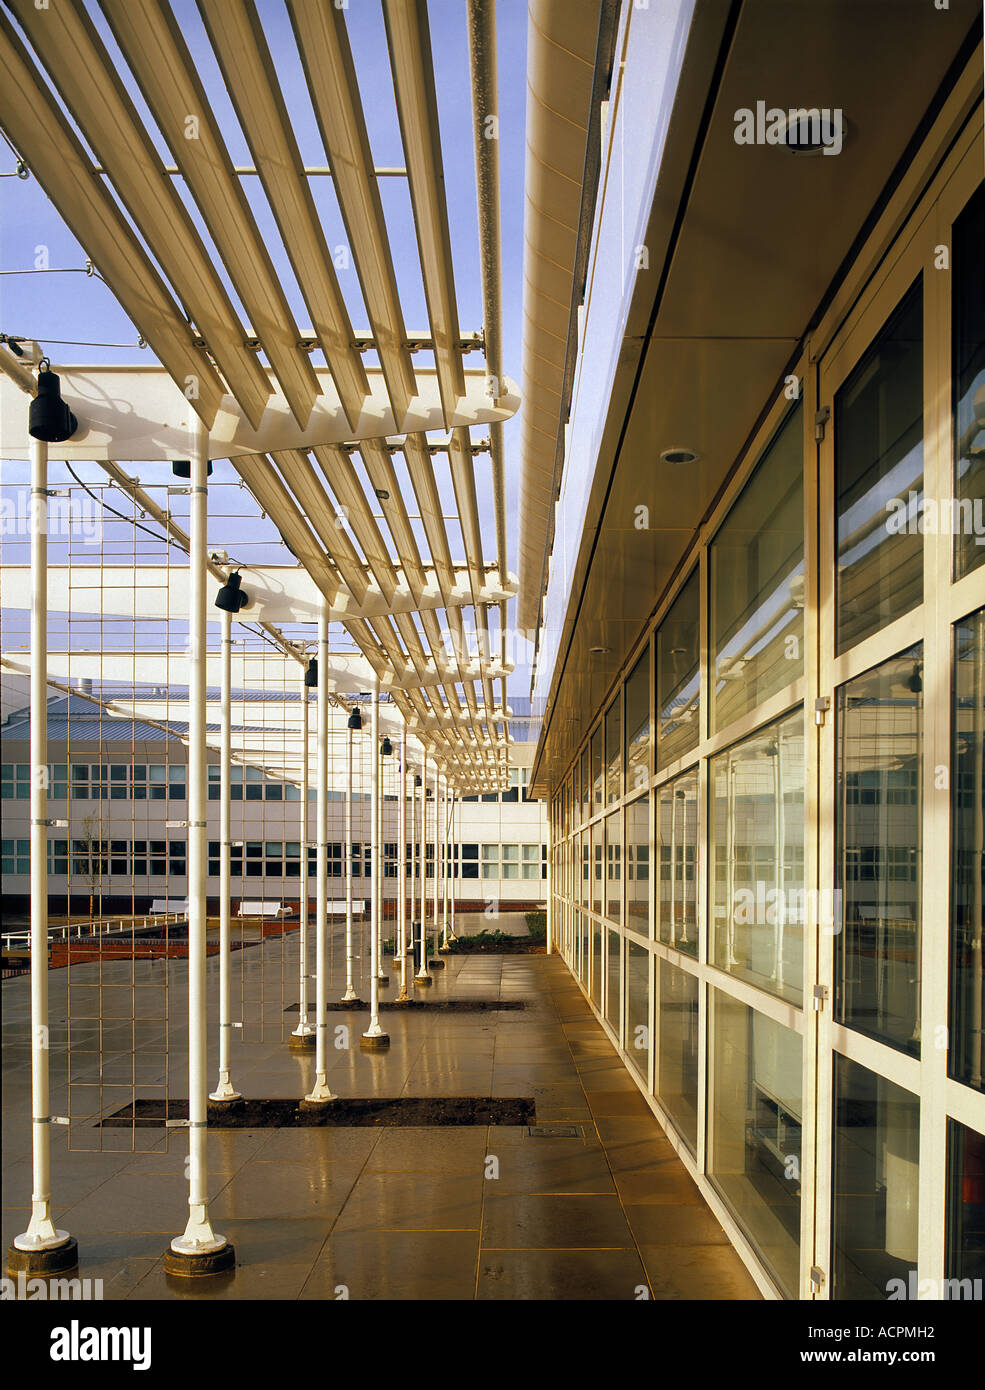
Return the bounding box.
[953,183,985,581]
[626,940,649,1080]
[659,960,698,1155]
[708,990,802,1295]
[606,927,621,1031]
[591,820,603,915]
[951,609,985,1092]
[590,919,602,1009]
[836,647,922,1055]
[577,911,588,985]
[626,795,650,936]
[657,770,698,959]
[625,646,651,793]
[710,708,804,1004]
[591,726,603,811]
[835,280,923,653]
[946,1120,985,1289]
[711,404,804,732]
[605,812,622,922]
[580,745,590,824]
[657,569,700,766]
[605,698,621,804]
[580,830,590,909]
[832,1056,919,1301]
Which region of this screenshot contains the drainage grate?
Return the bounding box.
[101,1096,537,1129]
[525,1124,584,1139]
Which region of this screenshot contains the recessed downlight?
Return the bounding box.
[660,446,700,466]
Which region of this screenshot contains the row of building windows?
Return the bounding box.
[1,761,541,806]
[1,838,548,882]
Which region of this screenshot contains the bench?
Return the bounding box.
[326,901,367,917]
[236,900,294,919]
[150,898,188,915]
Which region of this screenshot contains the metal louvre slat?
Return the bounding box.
[100,0,320,429]
[0,13,225,425]
[382,0,466,425]
[7,0,271,431]
[285,0,417,425]
[198,0,369,431]
[271,449,371,605]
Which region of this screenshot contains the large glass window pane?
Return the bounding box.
[605,927,620,1031]
[946,1120,985,1291]
[658,959,698,1155]
[625,940,649,1080]
[835,281,923,653]
[625,795,650,936]
[605,812,621,922]
[591,726,603,812]
[709,991,802,1297]
[710,708,804,1004]
[580,746,590,824]
[625,645,651,793]
[605,698,621,804]
[591,821,603,915]
[953,183,985,582]
[657,569,700,765]
[711,403,804,731]
[590,920,602,1009]
[836,647,922,1055]
[657,769,698,959]
[832,1056,919,1301]
[951,608,985,1092]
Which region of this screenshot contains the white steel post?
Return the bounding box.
[450,791,458,942]
[396,721,409,996]
[415,755,432,986]
[342,713,356,1001]
[306,612,336,1101]
[377,733,386,981]
[439,778,450,949]
[432,761,440,959]
[409,765,416,965]
[166,419,233,1274]
[290,662,314,1049]
[210,607,240,1101]
[361,681,389,1047]
[8,433,78,1276]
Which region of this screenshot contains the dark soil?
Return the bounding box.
[101,1096,536,1129]
[282,998,527,1013]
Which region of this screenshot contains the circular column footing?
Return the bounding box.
[288,1034,316,1052]
[163,1242,236,1278]
[360,1032,391,1051]
[413,974,433,988]
[7,1236,78,1277]
[438,945,451,954]
[208,1092,243,1104]
[299,1096,336,1110]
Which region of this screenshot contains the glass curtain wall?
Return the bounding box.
[547,160,985,1302]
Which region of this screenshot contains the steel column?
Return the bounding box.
[306,610,336,1100]
[210,606,240,1101]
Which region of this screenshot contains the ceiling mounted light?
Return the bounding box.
[172,457,213,478]
[588,645,611,655]
[29,364,78,443]
[304,658,317,688]
[659,446,700,466]
[214,571,249,613]
[347,708,362,731]
[380,736,393,757]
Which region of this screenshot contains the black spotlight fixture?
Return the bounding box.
[906,662,923,694]
[29,364,78,443]
[304,658,317,688]
[414,774,422,787]
[347,708,363,731]
[172,458,213,478]
[214,571,249,613]
[381,736,393,757]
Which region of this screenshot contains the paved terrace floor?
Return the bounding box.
[2,915,761,1300]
